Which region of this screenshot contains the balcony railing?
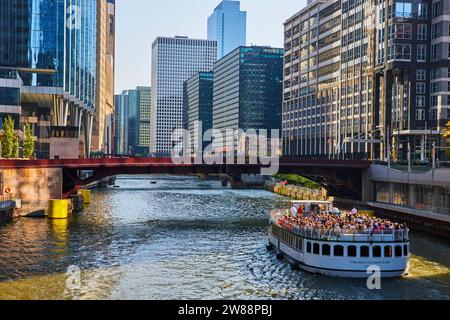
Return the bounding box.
[0,70,19,80]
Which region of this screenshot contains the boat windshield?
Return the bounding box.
[290,201,332,214]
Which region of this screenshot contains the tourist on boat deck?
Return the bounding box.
[290,206,298,217]
[279,210,408,233]
[351,207,358,215]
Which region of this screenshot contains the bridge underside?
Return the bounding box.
[60,159,367,200]
[0,157,368,200]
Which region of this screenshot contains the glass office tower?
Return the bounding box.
[0,0,97,158]
[213,46,284,149]
[183,72,214,153]
[0,0,97,108]
[208,0,247,59]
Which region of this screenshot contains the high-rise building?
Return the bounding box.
[114,92,128,155]
[213,46,284,149]
[208,0,247,59]
[114,86,151,156]
[93,0,116,156]
[375,0,450,162]
[183,72,214,153]
[0,0,98,159]
[137,86,151,153]
[150,36,217,156]
[283,0,450,162]
[126,89,140,154]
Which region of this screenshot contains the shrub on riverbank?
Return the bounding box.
[274,174,321,190]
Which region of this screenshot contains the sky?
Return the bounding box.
[115,0,307,93]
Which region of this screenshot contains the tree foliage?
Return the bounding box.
[274,174,321,190]
[22,123,35,159]
[444,121,450,157]
[1,116,18,159]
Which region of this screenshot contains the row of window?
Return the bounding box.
[0,87,20,106]
[418,108,450,121]
[306,242,408,258]
[387,43,450,62]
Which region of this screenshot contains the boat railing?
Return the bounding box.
[270,210,409,242]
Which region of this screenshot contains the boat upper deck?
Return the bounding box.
[270,210,410,243]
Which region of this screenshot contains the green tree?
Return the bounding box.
[12,135,19,159]
[1,116,18,159]
[274,174,321,190]
[22,123,35,159]
[444,121,450,158]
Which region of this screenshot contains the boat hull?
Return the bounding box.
[269,233,410,279]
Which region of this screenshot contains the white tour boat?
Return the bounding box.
[268,200,410,278]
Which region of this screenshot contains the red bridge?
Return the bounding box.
[0,157,371,200]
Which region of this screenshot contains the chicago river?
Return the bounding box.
[0,176,449,300]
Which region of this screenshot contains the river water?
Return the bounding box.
[0,176,449,300]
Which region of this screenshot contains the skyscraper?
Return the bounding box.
[283,0,368,159]
[0,0,98,159]
[114,86,152,156]
[114,92,128,155]
[126,89,140,154]
[150,36,217,156]
[137,86,152,153]
[213,46,284,150]
[283,0,450,162]
[93,0,116,156]
[208,0,247,59]
[183,72,214,153]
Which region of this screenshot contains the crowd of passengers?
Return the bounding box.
[279,207,408,234]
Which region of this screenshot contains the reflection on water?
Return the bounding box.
[0,176,449,300]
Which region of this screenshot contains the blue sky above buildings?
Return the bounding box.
[115,0,307,93]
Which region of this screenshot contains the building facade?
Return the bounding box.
[114,93,127,155]
[93,0,115,156]
[126,89,140,154]
[150,36,217,156]
[137,86,151,154]
[213,46,284,150]
[208,0,247,59]
[375,0,450,162]
[183,72,214,153]
[283,0,375,160]
[283,0,450,162]
[114,86,151,156]
[0,0,98,159]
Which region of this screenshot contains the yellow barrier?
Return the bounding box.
[48,200,69,219]
[79,189,91,204]
[359,210,375,217]
[273,184,326,201]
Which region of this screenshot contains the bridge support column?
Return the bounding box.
[82,110,94,158]
[51,96,69,127]
[69,103,81,128]
[361,170,371,202]
[408,184,416,208]
[1,167,63,216]
[230,176,244,189]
